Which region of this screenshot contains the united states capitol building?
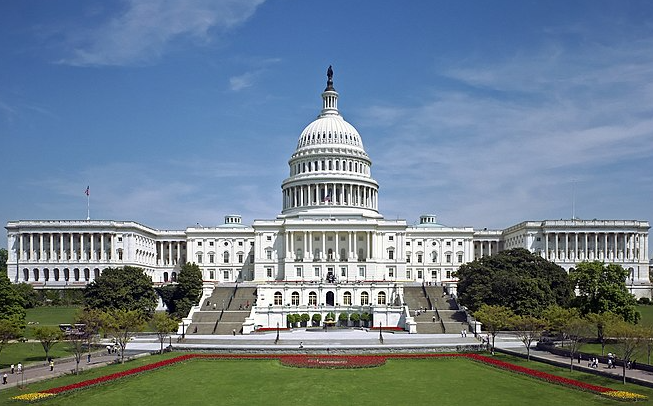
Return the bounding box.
[5,69,651,333]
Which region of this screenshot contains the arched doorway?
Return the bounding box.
[326,291,335,306]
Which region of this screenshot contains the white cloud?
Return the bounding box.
[365,39,653,228]
[61,0,266,67]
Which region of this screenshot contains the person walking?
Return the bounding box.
[49,359,54,371]
[17,363,22,374]
[2,373,7,385]
[87,353,92,363]
[10,364,14,374]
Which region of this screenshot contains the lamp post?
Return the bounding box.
[379,321,383,344]
[275,322,280,344]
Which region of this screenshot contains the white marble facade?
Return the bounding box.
[5,71,652,329]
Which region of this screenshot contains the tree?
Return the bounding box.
[608,320,647,384]
[76,308,104,365]
[511,315,547,361]
[542,305,580,346]
[34,326,63,362]
[338,312,349,326]
[84,267,157,316]
[300,313,310,327]
[171,263,203,319]
[349,313,360,326]
[474,304,515,354]
[457,248,574,315]
[585,312,623,355]
[561,316,593,372]
[0,248,8,273]
[12,283,39,308]
[570,261,639,323]
[311,313,322,327]
[151,312,178,354]
[102,309,146,364]
[0,270,26,326]
[64,324,88,375]
[0,319,22,363]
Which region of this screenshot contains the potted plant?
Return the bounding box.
[338,312,349,327]
[311,313,322,327]
[286,313,297,328]
[349,313,360,327]
[360,312,370,328]
[300,313,310,327]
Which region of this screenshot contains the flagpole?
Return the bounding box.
[86,186,90,220]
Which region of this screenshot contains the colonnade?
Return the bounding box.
[14,232,118,262]
[284,230,374,262]
[155,241,185,266]
[543,231,648,262]
[282,183,378,211]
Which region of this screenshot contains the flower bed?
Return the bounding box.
[280,355,386,369]
[11,353,647,402]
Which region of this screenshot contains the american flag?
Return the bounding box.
[85,186,90,196]
[323,191,331,202]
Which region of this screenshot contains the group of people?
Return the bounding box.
[2,363,23,385]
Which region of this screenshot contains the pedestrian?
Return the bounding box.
[87,353,91,363]
[107,345,111,354]
[232,329,236,336]
[2,373,7,385]
[577,353,581,364]
[432,315,436,323]
[299,341,304,349]
[17,363,22,374]
[50,360,54,371]
[10,364,14,374]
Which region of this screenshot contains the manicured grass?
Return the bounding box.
[638,304,653,327]
[4,354,650,406]
[0,341,76,369]
[24,306,81,339]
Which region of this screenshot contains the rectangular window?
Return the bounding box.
[431,269,437,279]
[406,254,411,263]
[197,241,202,246]
[209,270,215,280]
[406,270,411,279]
[197,254,203,263]
[296,267,302,277]
[417,269,423,279]
[388,235,394,241]
[458,254,463,263]
[209,254,214,263]
[341,267,347,277]
[266,267,273,278]
[458,241,463,246]
[417,241,422,246]
[314,267,320,277]
[266,235,272,241]
[446,254,451,263]
[359,266,365,277]
[446,241,451,246]
[446,270,452,279]
[224,270,229,280]
[388,250,394,260]
[406,241,411,246]
[417,254,423,263]
[238,241,243,246]
[117,237,123,242]
[209,241,214,246]
[266,251,272,260]
[388,267,394,278]
[249,253,254,263]
[238,254,243,263]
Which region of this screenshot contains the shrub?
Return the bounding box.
[638,297,651,305]
[311,313,322,326]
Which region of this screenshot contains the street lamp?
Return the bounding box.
[275,322,280,344]
[379,322,383,344]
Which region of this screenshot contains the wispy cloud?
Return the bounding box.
[364,39,653,228]
[228,58,281,91]
[60,0,266,67]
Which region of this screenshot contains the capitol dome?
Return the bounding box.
[280,67,381,219]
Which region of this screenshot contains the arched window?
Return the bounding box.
[94,269,100,280]
[84,268,90,281]
[274,291,283,305]
[64,268,70,281]
[291,291,300,306]
[431,251,438,262]
[33,269,39,281]
[74,268,80,281]
[343,291,352,305]
[327,248,334,260]
[360,291,369,305]
[43,269,49,281]
[171,272,177,282]
[223,251,230,263]
[308,291,317,306]
[163,272,169,282]
[53,268,60,281]
[296,248,303,260]
[377,291,387,305]
[23,268,29,281]
[340,248,346,261]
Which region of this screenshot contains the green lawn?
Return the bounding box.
[638,305,653,327]
[3,353,652,406]
[24,306,81,339]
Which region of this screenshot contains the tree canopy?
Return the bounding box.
[157,263,203,318]
[457,248,574,315]
[84,266,157,316]
[0,270,26,327]
[570,261,639,323]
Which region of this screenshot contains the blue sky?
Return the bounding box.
[2,1,653,253]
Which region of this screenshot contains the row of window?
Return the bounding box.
[196,251,249,264]
[196,240,252,247]
[292,158,368,176]
[273,290,386,306]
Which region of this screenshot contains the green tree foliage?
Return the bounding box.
[570,261,639,323]
[457,248,574,315]
[541,305,580,338]
[585,312,623,355]
[84,267,157,316]
[13,283,39,308]
[511,315,547,361]
[607,320,647,384]
[0,248,7,273]
[102,309,146,364]
[33,325,63,362]
[561,316,593,372]
[151,312,179,354]
[0,319,22,362]
[0,270,26,327]
[474,304,515,354]
[171,263,203,318]
[311,313,322,326]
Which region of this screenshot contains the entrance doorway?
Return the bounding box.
[326,291,335,306]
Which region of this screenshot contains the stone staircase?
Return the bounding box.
[404,285,469,334]
[187,285,257,335]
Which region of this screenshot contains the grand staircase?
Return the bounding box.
[187,284,257,335]
[403,285,469,334]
